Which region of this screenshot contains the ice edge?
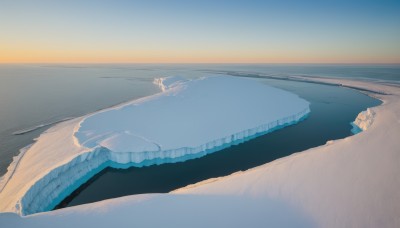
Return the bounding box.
[19,108,310,215]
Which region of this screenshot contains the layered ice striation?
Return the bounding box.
[2,76,310,215]
[75,76,310,166]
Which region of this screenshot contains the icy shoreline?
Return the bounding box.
[25,110,309,215]
[0,76,310,215]
[1,76,398,227]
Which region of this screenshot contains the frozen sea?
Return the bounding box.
[0,64,398,209]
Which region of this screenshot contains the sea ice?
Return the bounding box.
[0,76,310,215]
[2,77,399,227]
[75,76,310,165]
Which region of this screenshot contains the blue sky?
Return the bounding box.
[1,0,399,63]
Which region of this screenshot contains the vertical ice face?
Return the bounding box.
[75,76,310,164]
[351,108,376,134]
[1,76,310,215]
[353,108,375,131]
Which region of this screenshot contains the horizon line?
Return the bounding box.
[1,62,399,65]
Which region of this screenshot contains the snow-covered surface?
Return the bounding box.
[76,76,309,163]
[353,108,375,131]
[0,76,310,216]
[173,77,400,227]
[0,76,400,227]
[153,76,187,91]
[1,76,398,228]
[0,194,314,228]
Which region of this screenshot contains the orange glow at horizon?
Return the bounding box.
[1,48,399,64]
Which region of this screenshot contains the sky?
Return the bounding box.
[0,0,399,64]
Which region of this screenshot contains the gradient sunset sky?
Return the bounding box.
[1,0,399,64]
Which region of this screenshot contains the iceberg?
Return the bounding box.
[0,76,310,215]
[75,76,310,166]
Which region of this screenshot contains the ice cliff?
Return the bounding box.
[353,108,375,131]
[75,76,310,166]
[351,108,376,134]
[0,76,310,215]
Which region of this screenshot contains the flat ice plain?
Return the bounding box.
[0,76,310,215]
[76,76,310,165]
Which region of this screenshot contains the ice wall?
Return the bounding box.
[19,109,309,215]
[353,108,375,131]
[1,76,310,215]
[351,108,376,134]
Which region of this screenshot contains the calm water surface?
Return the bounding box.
[0,64,203,175]
[55,77,381,209]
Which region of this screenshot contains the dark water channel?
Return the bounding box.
[55,78,381,209]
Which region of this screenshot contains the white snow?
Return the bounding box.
[2,76,398,228]
[353,108,375,131]
[0,194,313,228]
[75,76,310,164]
[0,76,309,216]
[153,76,187,91]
